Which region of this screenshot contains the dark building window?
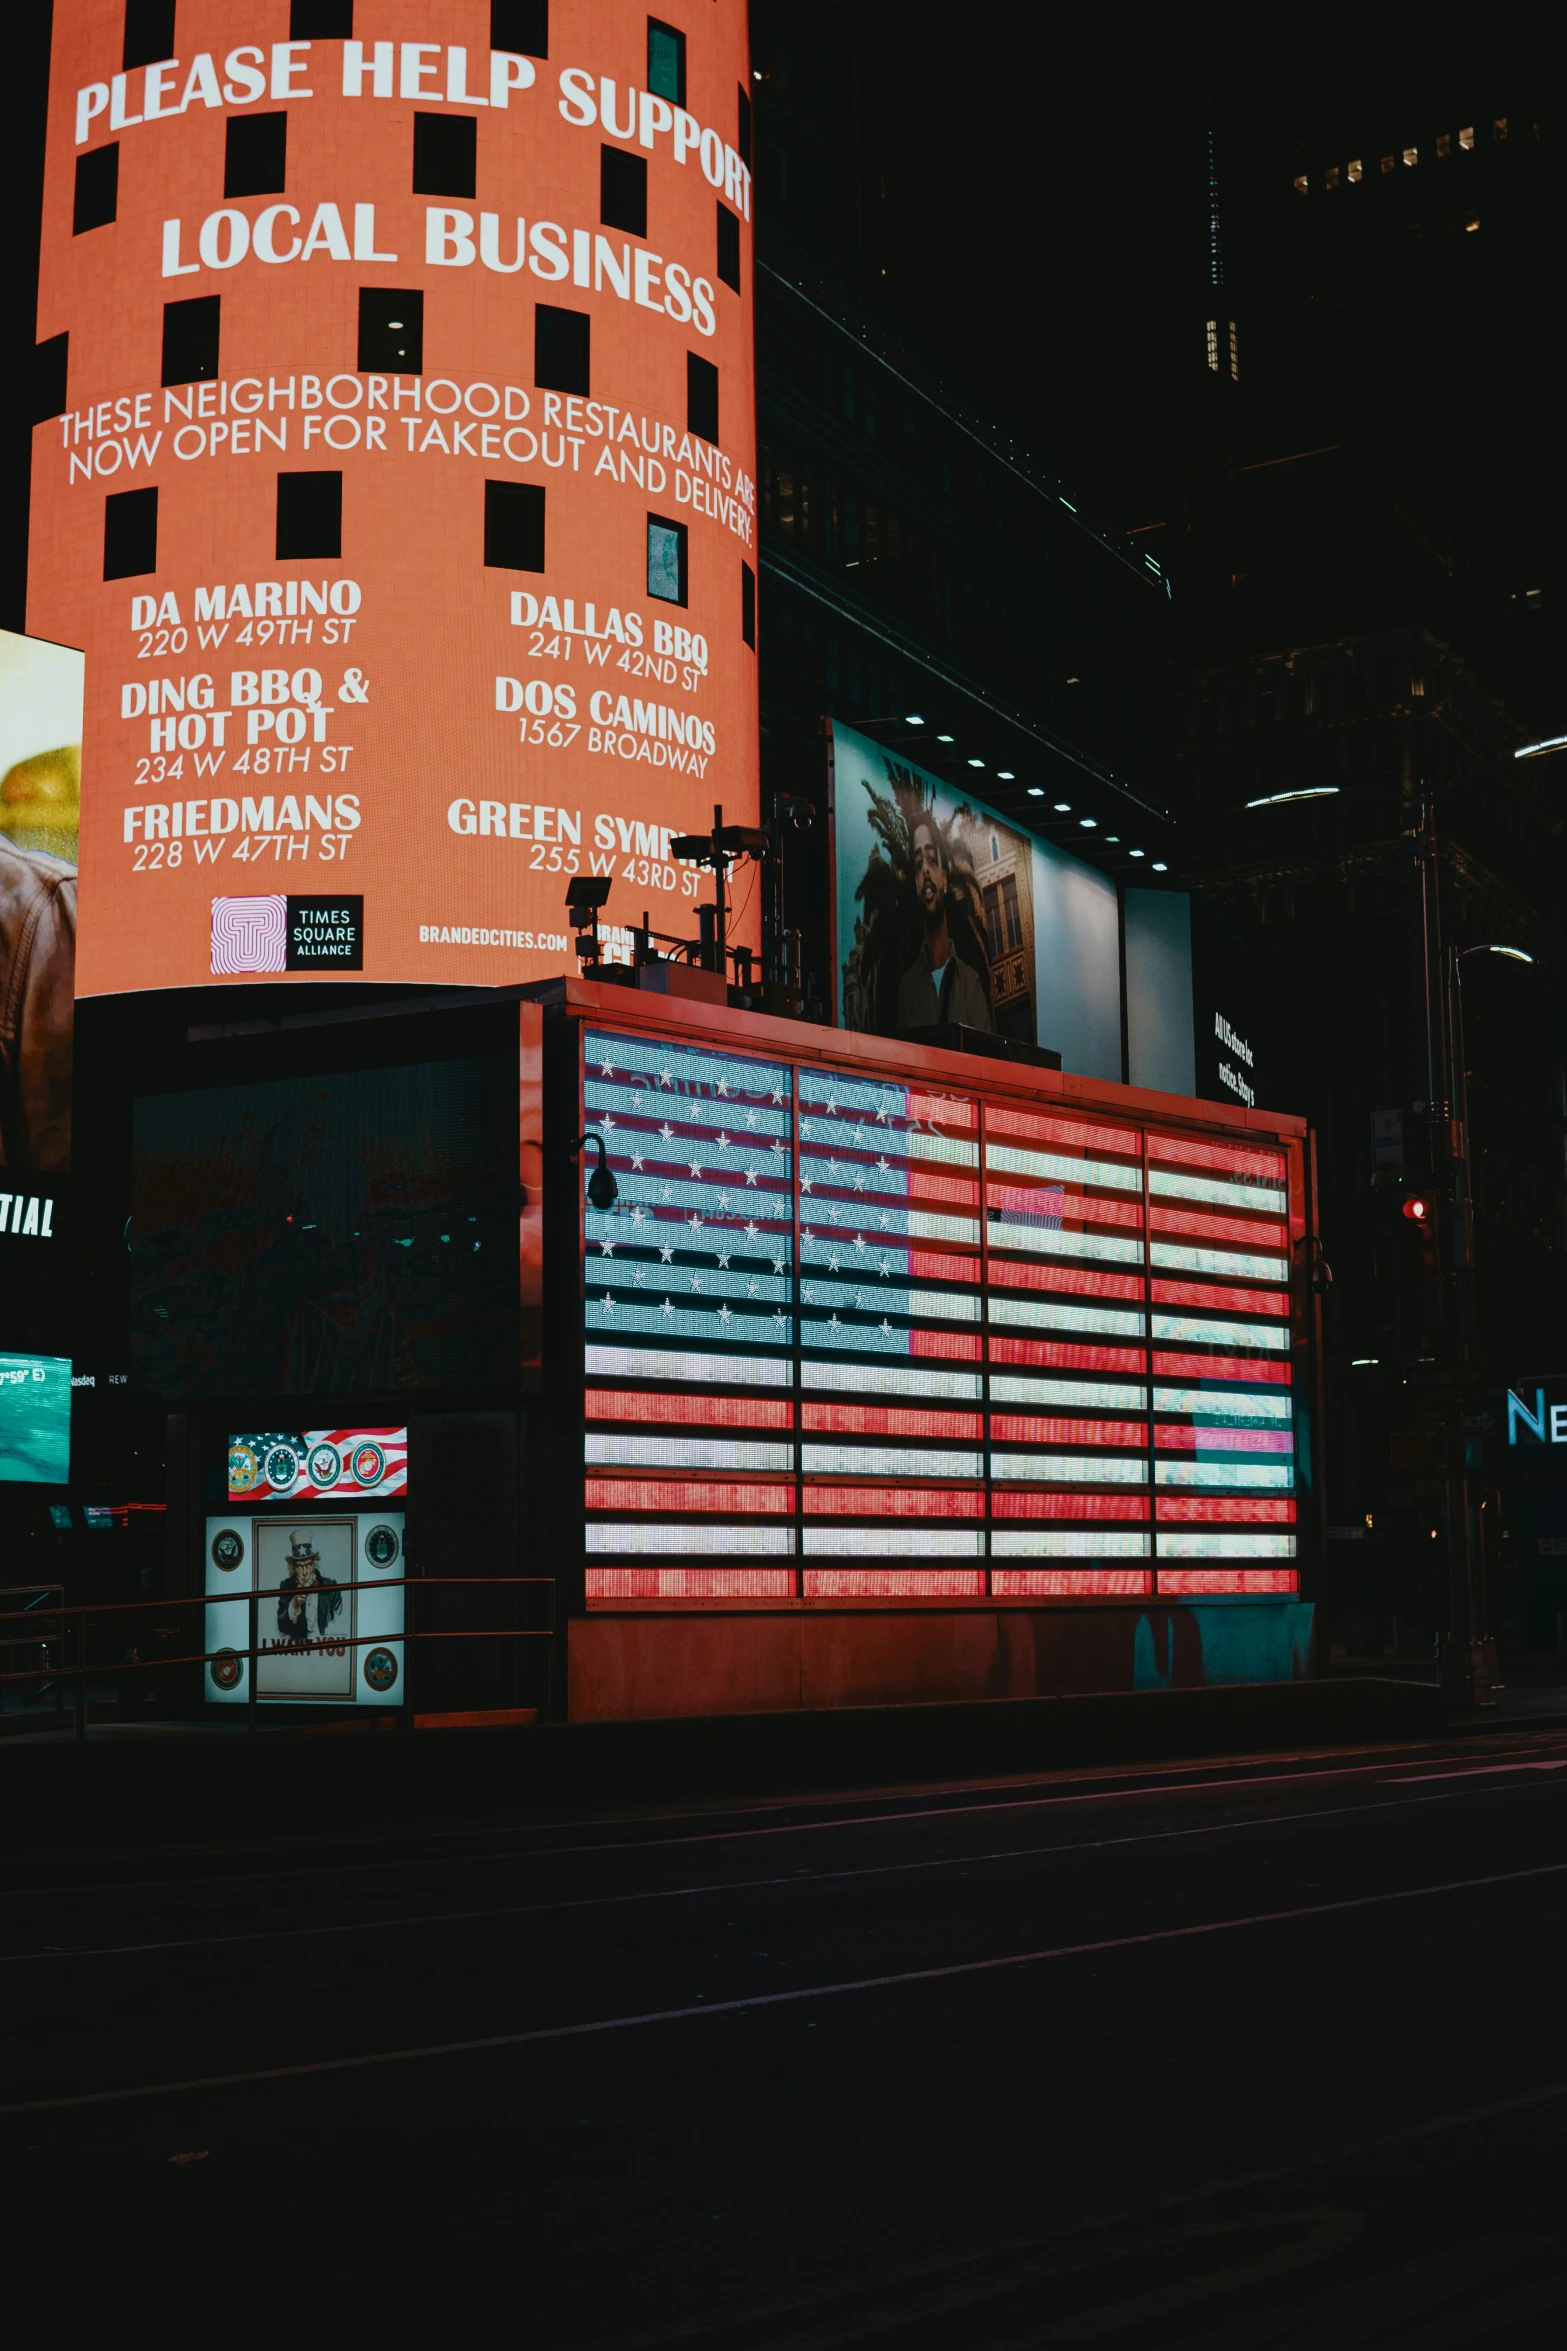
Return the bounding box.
[600,146,647,237]
[687,354,719,444]
[104,486,158,580]
[414,113,477,200]
[276,471,342,560]
[534,305,590,396]
[123,0,175,71]
[358,288,423,373]
[224,111,287,198]
[716,202,740,292]
[741,561,756,650]
[492,0,547,54]
[73,146,118,235]
[984,874,1023,959]
[32,333,68,425]
[485,480,546,571]
[290,1,353,33]
[647,19,686,106]
[161,295,220,386]
[737,86,752,166]
[647,515,688,607]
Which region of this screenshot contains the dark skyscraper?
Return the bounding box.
[1147,101,1567,1644]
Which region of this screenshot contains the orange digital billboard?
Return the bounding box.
[28,2,758,994]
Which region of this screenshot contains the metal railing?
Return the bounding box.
[0,1584,68,1732]
[0,1576,554,1741]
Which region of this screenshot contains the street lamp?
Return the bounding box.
[1438,937,1537,1694]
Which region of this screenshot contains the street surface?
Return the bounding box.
[6,1726,1567,2342]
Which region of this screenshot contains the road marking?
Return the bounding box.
[1389,1761,1567,1783]
[6,1855,1567,2116]
[593,2090,1567,2351]
[0,1785,1544,1966]
[8,1739,1567,1911]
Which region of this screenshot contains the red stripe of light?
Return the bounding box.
[1155,1425,1294,1453]
[1149,1205,1288,1247]
[910,1328,984,1360]
[992,1568,1153,1597]
[1150,1282,1288,1316]
[991,1491,1151,1520]
[986,1108,1140,1157]
[1153,1353,1293,1384]
[908,1094,979,1129]
[908,1250,981,1283]
[991,1417,1148,1447]
[803,1403,982,1439]
[987,1184,1143,1229]
[584,1390,793,1429]
[583,1479,793,1514]
[803,1485,984,1518]
[907,1170,981,1207]
[1156,1496,1297,1522]
[988,1261,1145,1301]
[1147,1134,1287,1180]
[803,1568,986,1597]
[992,1338,1146,1373]
[1156,1568,1299,1594]
[587,1568,794,1600]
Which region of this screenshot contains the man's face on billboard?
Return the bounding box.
[912,822,946,922]
[291,1549,317,1587]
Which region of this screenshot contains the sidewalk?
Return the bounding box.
[1328,1654,1567,1730]
[0,1673,1459,1854]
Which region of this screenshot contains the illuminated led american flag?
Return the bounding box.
[796,1070,984,1598]
[1146,1131,1295,1597]
[583,1031,797,1601]
[581,1028,1298,1606]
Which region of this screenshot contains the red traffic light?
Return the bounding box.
[1402,1195,1432,1223]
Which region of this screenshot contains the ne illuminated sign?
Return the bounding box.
[1506,1387,1567,1447]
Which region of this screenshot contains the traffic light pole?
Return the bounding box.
[1413,797,1491,1702]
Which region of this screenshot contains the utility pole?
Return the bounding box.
[1411,795,1492,1704]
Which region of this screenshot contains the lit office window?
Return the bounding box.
[1228,321,1239,382]
[1325,166,1339,190]
[1436,133,1451,157]
[1205,320,1219,372]
[1381,155,1396,174]
[1347,159,1362,181]
[1494,118,1508,140]
[1459,126,1475,149]
[1403,147,1418,167]
[1293,174,1308,194]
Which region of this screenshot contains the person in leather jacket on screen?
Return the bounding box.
[0,834,75,1176]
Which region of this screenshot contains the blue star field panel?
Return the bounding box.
[582,1030,798,1600]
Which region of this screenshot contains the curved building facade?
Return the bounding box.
[29,1,758,993]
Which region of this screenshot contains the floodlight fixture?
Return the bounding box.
[572,1132,619,1212]
[1245,786,1339,808]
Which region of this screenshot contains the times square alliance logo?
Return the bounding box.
[211,895,363,971]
